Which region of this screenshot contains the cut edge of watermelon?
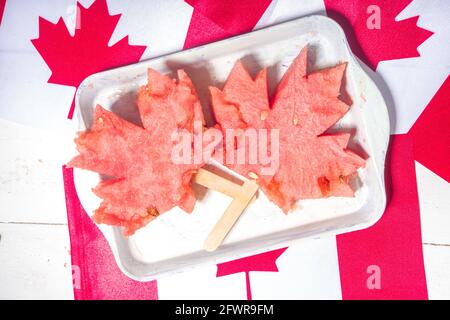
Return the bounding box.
[70,69,208,236]
[93,203,158,237]
[210,45,366,213]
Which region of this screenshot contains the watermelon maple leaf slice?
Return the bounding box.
[137,69,205,134]
[211,47,365,212]
[69,70,204,236]
[31,0,146,119]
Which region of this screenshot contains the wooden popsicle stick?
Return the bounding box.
[204,179,259,252]
[193,168,243,198]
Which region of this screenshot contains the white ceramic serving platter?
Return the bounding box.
[73,15,390,281]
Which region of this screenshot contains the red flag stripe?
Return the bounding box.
[337,135,428,299]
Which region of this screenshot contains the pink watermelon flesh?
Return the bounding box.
[69,68,204,236]
[210,46,365,212]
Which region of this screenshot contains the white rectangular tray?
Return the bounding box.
[73,15,389,281]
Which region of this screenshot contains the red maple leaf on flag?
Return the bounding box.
[217,248,287,300]
[0,0,6,27]
[410,76,450,183]
[337,134,428,299]
[324,0,433,69]
[183,0,271,48]
[31,0,146,119]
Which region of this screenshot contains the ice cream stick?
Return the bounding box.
[193,168,243,198]
[204,179,259,252]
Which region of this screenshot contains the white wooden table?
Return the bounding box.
[1,118,449,299]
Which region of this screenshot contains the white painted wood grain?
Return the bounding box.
[0,223,73,299]
[416,161,450,299]
[250,238,342,300]
[157,265,247,300]
[0,119,74,224]
[423,244,450,300]
[416,162,450,245]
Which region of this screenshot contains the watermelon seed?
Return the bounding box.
[260,110,269,121]
[291,202,302,211]
[248,171,259,179]
[147,207,159,217]
[293,115,299,126]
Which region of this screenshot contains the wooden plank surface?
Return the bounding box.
[0,223,73,299]
[0,119,72,224]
